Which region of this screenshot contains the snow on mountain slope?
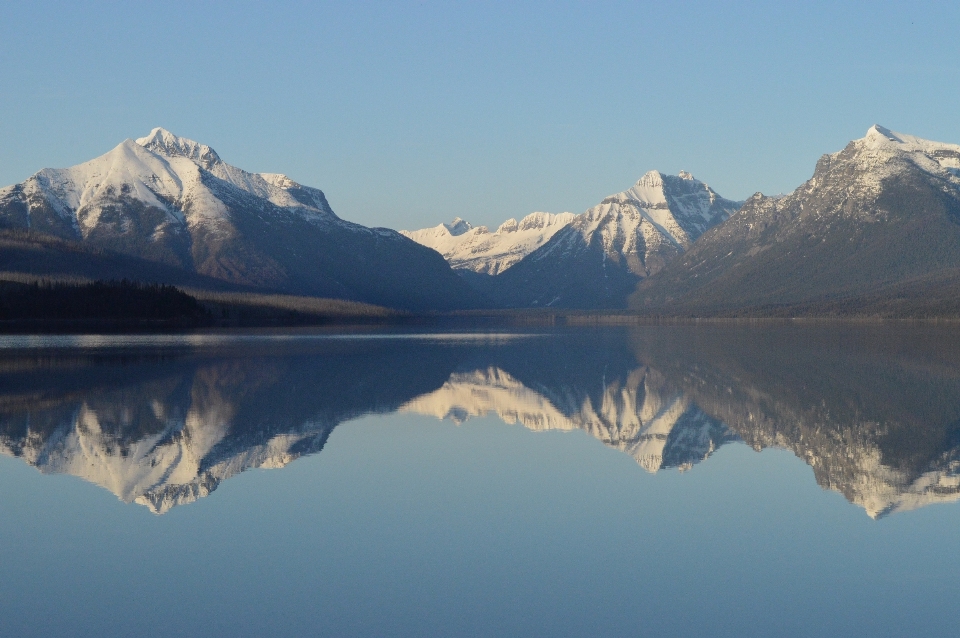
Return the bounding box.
[538,170,741,271]
[0,128,335,235]
[801,124,960,200]
[400,211,575,275]
[0,128,479,310]
[858,125,960,182]
[135,127,335,213]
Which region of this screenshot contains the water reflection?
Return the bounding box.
[400,366,733,473]
[2,326,960,517]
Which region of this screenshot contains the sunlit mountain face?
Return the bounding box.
[2,327,960,517]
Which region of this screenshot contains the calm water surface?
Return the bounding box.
[2,325,960,637]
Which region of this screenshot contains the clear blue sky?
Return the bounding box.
[2,1,958,230]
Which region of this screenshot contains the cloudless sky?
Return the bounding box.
[1,1,958,230]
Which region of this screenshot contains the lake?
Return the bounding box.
[2,325,960,637]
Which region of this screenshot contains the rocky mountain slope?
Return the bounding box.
[633,126,960,315]
[0,128,478,310]
[492,171,741,308]
[400,212,575,275]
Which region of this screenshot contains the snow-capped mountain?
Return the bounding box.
[492,171,741,308]
[634,126,960,315]
[400,211,575,275]
[0,128,478,310]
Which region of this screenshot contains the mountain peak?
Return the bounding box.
[444,217,473,236]
[865,124,902,144]
[857,126,960,176]
[136,127,222,169]
[518,211,575,231]
[637,170,664,187]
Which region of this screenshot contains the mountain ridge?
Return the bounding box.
[5,125,960,315]
[401,211,576,275]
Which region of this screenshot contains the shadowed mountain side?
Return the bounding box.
[0,339,470,512]
[630,325,960,517]
[631,270,960,319]
[489,229,644,308]
[0,230,255,291]
[198,192,482,310]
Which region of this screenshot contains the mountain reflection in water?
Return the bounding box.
[1,326,959,518]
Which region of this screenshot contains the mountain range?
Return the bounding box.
[400,212,575,275]
[2,125,960,315]
[403,170,740,308]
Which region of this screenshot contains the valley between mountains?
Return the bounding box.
[3,125,960,317]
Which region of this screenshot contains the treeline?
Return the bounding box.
[0,279,208,323]
[0,279,407,331]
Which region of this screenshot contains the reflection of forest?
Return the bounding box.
[2,327,960,517]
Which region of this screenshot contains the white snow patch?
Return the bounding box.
[401,211,575,274]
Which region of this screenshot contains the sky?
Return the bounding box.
[1,0,958,230]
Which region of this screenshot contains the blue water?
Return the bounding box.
[1,326,958,637]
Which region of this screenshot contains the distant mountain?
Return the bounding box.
[633,126,960,316]
[400,212,575,275]
[0,128,478,311]
[491,171,741,308]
